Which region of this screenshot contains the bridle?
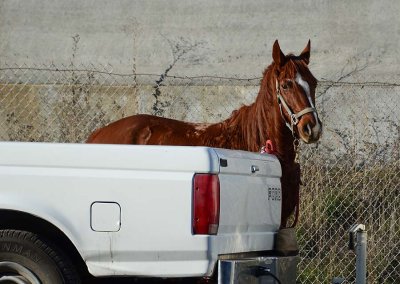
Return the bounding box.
[275,78,318,163]
[275,79,317,137]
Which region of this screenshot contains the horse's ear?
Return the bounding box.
[300,40,311,65]
[272,40,286,68]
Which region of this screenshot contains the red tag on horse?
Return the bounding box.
[261,140,276,154]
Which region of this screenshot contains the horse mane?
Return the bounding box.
[215,63,286,153]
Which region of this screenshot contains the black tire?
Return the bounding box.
[0,229,81,284]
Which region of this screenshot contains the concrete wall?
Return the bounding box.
[1,0,399,83]
[0,0,399,159]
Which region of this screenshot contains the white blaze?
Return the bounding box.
[295,73,321,136]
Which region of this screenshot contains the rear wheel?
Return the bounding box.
[0,229,81,284]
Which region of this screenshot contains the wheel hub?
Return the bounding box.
[0,262,41,284]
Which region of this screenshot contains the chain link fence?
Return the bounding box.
[0,64,399,283]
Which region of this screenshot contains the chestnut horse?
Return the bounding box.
[87,40,322,228]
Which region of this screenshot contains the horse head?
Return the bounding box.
[271,40,322,144]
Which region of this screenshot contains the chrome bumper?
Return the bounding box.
[218,256,299,284]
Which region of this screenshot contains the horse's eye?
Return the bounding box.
[281,80,292,90]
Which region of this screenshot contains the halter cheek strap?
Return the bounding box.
[275,79,316,135]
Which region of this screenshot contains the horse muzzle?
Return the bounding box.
[298,116,322,144]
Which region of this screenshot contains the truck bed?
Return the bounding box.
[0,142,282,278]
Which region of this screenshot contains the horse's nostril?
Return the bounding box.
[303,124,312,137]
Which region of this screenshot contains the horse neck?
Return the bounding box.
[222,67,296,162]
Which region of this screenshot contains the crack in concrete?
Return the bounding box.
[151,37,204,116]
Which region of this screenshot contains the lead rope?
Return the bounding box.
[290,137,301,228]
[293,137,300,163]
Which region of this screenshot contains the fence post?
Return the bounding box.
[349,224,367,284]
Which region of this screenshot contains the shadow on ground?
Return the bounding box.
[87,277,214,284]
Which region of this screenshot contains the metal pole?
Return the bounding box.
[355,229,367,284]
[349,224,367,284]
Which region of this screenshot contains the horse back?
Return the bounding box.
[86,114,204,146]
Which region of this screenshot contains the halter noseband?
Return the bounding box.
[275,79,317,136]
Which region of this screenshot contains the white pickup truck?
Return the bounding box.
[0,142,298,284]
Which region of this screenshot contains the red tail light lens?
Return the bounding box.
[192,174,220,235]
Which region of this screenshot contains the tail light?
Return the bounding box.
[192,174,220,235]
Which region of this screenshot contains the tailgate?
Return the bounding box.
[212,149,282,254]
